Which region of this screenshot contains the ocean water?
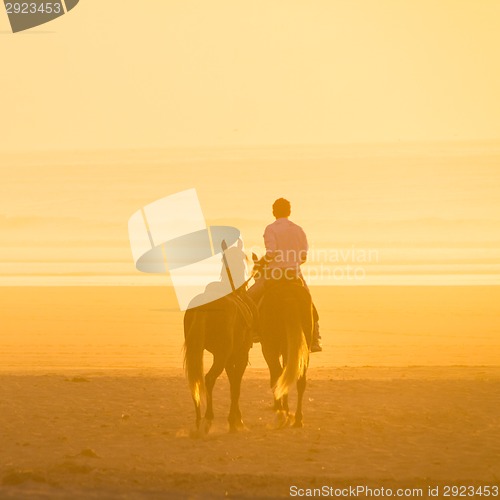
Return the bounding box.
[1,143,499,286]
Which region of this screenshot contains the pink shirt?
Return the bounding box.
[264,218,309,269]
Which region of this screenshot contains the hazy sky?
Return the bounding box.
[1,0,500,150]
[1,2,500,286]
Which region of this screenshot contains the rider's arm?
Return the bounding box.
[298,227,309,265]
[263,226,277,263]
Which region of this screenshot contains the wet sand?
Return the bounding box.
[1,286,500,371]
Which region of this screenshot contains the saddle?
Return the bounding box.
[225,292,254,331]
[259,276,319,324]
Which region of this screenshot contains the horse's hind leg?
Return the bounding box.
[202,354,226,433]
[193,397,202,430]
[282,393,289,414]
[262,344,283,411]
[294,371,307,428]
[226,351,248,432]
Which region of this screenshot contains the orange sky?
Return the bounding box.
[1,1,500,150]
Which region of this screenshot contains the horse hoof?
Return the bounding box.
[188,418,212,438]
[200,418,212,436]
[190,428,201,439]
[293,419,303,428]
[189,420,202,439]
[229,420,247,433]
[275,410,290,429]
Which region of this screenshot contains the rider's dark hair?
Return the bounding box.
[272,198,291,218]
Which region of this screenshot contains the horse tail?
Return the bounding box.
[183,310,206,407]
[273,300,309,400]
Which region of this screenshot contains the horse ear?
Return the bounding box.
[252,252,258,262]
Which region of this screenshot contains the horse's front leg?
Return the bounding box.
[294,371,307,428]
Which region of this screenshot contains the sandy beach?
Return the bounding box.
[1,367,499,499]
[2,0,500,495]
[1,286,499,498]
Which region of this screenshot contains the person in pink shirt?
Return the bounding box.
[250,198,322,352]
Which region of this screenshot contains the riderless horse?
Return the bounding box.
[184,243,256,436]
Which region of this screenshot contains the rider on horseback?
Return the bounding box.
[249,198,322,352]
